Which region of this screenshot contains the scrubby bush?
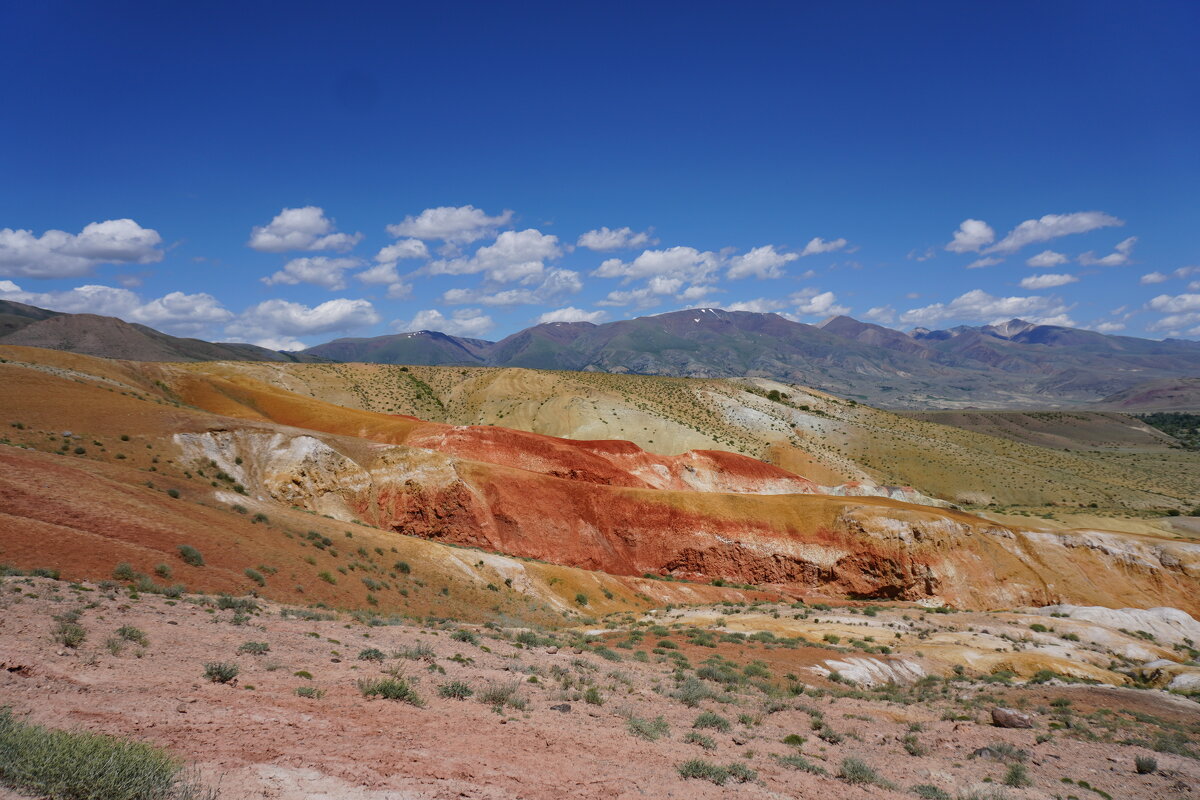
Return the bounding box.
[53,622,86,649]
[357,677,422,705]
[294,687,324,699]
[116,626,148,646]
[177,546,204,567]
[1135,755,1157,774]
[237,642,270,655]
[693,712,730,732]
[683,732,716,750]
[1003,763,1032,788]
[839,757,893,788]
[437,681,474,700]
[0,708,214,800]
[676,759,729,785]
[203,662,239,683]
[357,647,385,662]
[627,715,669,741]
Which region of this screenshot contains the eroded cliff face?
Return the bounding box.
[175,429,1200,615]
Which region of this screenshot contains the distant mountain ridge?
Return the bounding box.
[308,308,1200,409]
[3,299,1198,408]
[0,299,323,364]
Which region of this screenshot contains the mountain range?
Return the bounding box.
[2,298,1198,408]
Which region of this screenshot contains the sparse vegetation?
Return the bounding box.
[177,546,204,567]
[203,662,239,683]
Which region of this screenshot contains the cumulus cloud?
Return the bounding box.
[441,269,582,307]
[800,237,848,257]
[226,298,379,346]
[726,245,799,280]
[1147,293,1200,334]
[428,228,562,282]
[263,256,362,290]
[1140,272,1169,284]
[376,238,429,262]
[535,306,607,324]
[576,226,656,251]
[1019,273,1078,289]
[1078,236,1137,267]
[863,305,896,324]
[394,307,494,338]
[792,288,849,317]
[986,211,1123,254]
[725,298,786,313]
[0,281,231,336]
[900,288,1074,327]
[945,219,995,253]
[247,207,362,253]
[386,205,513,244]
[1026,250,1069,268]
[1090,321,1126,333]
[677,284,719,302]
[592,246,720,283]
[0,219,164,279]
[966,256,1003,269]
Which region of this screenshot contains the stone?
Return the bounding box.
[549,703,572,713]
[991,707,1034,728]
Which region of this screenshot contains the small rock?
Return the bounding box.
[571,647,583,654]
[167,621,178,625]
[176,703,187,714]
[330,658,341,663]
[732,734,748,745]
[991,707,1034,729]
[546,646,558,654]
[549,703,572,713]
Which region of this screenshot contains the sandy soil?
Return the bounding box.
[3,577,1198,800]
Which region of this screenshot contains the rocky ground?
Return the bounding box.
[3,576,1198,800]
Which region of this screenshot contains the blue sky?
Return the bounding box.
[1,1,1197,348]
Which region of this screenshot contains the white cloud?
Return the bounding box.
[576,226,656,251]
[386,205,513,244]
[428,228,562,282]
[1147,293,1200,334]
[900,288,1074,327]
[1078,235,1137,267]
[792,288,849,317]
[1026,250,1068,268]
[726,245,799,279]
[1090,321,1126,333]
[0,219,164,279]
[535,306,607,324]
[247,207,362,253]
[863,305,896,324]
[0,281,231,336]
[394,307,494,338]
[966,256,1003,269]
[441,269,582,307]
[1019,273,1078,289]
[945,219,996,253]
[375,238,429,262]
[725,298,786,313]
[677,284,718,302]
[226,298,379,346]
[592,246,720,283]
[263,256,362,290]
[986,211,1123,254]
[800,237,848,257]
[355,262,402,285]
[1140,272,1168,284]
[596,288,663,309]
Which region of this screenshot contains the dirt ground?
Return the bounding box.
[3,577,1198,800]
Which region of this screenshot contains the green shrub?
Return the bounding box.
[244,568,265,587]
[676,759,729,785]
[726,763,757,783]
[112,563,137,582]
[116,626,148,646]
[0,708,213,800]
[476,682,523,708]
[166,489,180,499]
[683,732,716,750]
[674,677,711,708]
[1134,755,1157,774]
[1003,763,1032,788]
[450,629,478,645]
[583,686,604,706]
[437,681,474,700]
[574,592,589,606]
[237,642,270,655]
[911,785,951,800]
[177,546,204,567]
[693,711,730,732]
[627,715,669,741]
[776,753,827,774]
[317,571,336,585]
[53,622,86,649]
[203,662,239,683]
[839,757,894,788]
[154,564,173,579]
[358,677,422,705]
[782,733,806,747]
[357,647,385,662]
[294,687,324,699]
